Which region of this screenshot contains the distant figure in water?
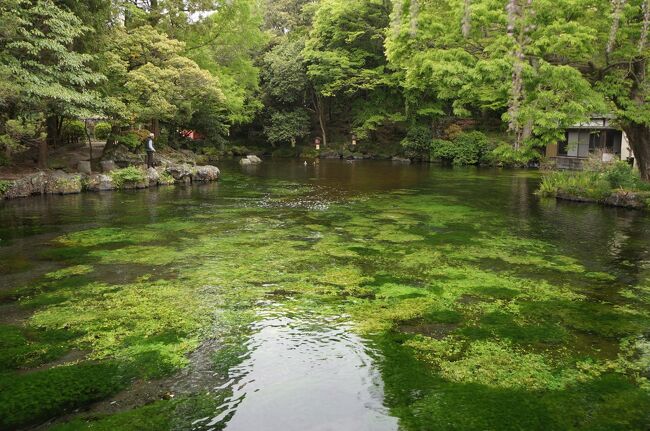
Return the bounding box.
[145,133,155,168]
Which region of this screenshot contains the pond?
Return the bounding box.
[0,159,649,430]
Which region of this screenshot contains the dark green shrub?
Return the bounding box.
[538,171,611,200]
[401,125,433,159]
[94,122,112,140]
[487,144,540,167]
[0,180,11,194]
[110,166,146,188]
[603,161,650,190]
[116,133,142,150]
[272,147,298,158]
[300,147,319,159]
[431,131,489,165]
[61,120,85,145]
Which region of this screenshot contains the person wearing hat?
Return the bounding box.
[145,133,156,168]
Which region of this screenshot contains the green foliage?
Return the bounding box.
[115,132,143,151]
[0,362,130,429]
[61,120,86,145]
[431,131,490,165]
[488,144,540,167]
[401,124,433,159]
[109,166,147,188]
[0,180,12,195]
[603,161,650,191]
[539,161,650,200]
[538,171,612,200]
[261,39,308,104]
[94,122,112,140]
[272,147,299,158]
[265,109,310,146]
[0,0,104,120]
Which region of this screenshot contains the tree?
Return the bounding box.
[264,109,311,147]
[303,0,400,144]
[98,25,224,145]
[0,0,105,167]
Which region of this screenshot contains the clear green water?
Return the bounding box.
[1,160,649,430]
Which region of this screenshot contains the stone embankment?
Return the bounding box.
[1,163,220,200]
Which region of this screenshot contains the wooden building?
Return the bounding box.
[545,115,635,170]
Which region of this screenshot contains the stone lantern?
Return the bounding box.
[315,137,321,151]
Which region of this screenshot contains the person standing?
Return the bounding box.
[145,133,156,168]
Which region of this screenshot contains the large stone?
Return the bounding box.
[392,156,411,164]
[77,160,92,174]
[192,165,220,182]
[3,177,31,199]
[100,160,116,173]
[102,144,143,168]
[239,158,252,166]
[166,163,194,182]
[147,167,160,187]
[44,171,83,195]
[85,173,115,191]
[247,155,262,164]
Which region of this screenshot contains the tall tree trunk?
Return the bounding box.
[311,91,328,147]
[506,0,533,150]
[151,119,161,139]
[84,119,93,170]
[640,0,650,52]
[623,122,650,181]
[409,0,419,36]
[607,0,627,60]
[462,0,472,38]
[43,115,60,169]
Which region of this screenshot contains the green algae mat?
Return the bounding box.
[0,160,649,430]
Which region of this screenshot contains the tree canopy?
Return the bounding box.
[1,0,649,179]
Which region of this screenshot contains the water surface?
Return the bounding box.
[1,160,649,430]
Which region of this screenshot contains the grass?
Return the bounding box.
[109,166,147,189]
[538,160,650,204]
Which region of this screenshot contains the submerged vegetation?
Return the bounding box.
[0,167,649,429]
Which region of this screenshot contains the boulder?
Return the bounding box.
[392,156,411,164]
[77,160,92,174]
[603,191,647,210]
[3,176,35,199]
[85,173,115,191]
[166,163,194,183]
[100,160,116,173]
[102,144,142,168]
[45,171,83,195]
[247,155,262,164]
[147,167,160,187]
[239,158,252,166]
[192,165,220,182]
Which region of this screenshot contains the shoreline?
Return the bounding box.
[0,163,220,201]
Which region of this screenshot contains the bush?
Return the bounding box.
[603,161,650,190]
[94,122,112,140]
[488,144,540,167]
[300,147,319,160]
[272,147,298,158]
[110,166,146,188]
[536,160,650,201]
[116,133,142,151]
[401,125,433,159]
[538,171,611,200]
[0,180,12,195]
[431,131,489,165]
[61,120,85,145]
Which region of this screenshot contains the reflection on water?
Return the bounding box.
[195,307,398,431]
